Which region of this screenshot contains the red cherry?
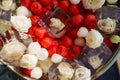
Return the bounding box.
[70,45,82,57]
[30,15,40,26]
[35,27,47,39]
[65,53,73,60]
[39,0,51,6]
[48,45,57,56]
[51,0,58,6]
[59,0,69,11]
[84,14,97,30]
[72,14,84,26]
[70,28,79,38]
[41,36,53,48]
[51,40,59,46]
[69,5,80,15]
[27,26,37,37]
[20,0,32,9]
[31,1,42,14]
[22,68,32,76]
[56,45,68,57]
[61,35,73,47]
[104,38,113,48]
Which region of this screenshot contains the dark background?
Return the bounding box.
[96,62,120,80]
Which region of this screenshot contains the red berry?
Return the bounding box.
[84,14,97,30]
[70,28,79,38]
[70,45,82,57]
[22,68,32,76]
[30,15,40,26]
[35,27,47,39]
[69,5,80,15]
[61,35,73,47]
[40,0,51,6]
[59,0,69,11]
[41,36,53,48]
[104,38,113,48]
[65,53,73,60]
[72,14,84,26]
[51,0,58,6]
[20,0,32,9]
[28,26,37,37]
[48,45,57,56]
[56,45,68,57]
[31,1,42,14]
[51,40,59,46]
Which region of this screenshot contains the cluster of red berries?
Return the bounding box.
[21,0,113,60]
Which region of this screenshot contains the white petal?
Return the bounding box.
[30,67,43,79]
[27,42,41,56]
[70,0,81,5]
[20,54,38,69]
[51,53,63,63]
[37,48,48,60]
[77,27,88,37]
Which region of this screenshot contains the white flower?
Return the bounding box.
[10,2,17,11]
[10,16,31,33]
[0,40,26,62]
[50,18,65,30]
[20,54,38,69]
[70,0,81,5]
[74,66,91,80]
[77,27,88,37]
[97,17,116,34]
[85,29,103,48]
[27,42,41,56]
[89,55,103,69]
[37,58,53,73]
[82,0,105,10]
[16,6,32,17]
[30,67,43,79]
[37,48,49,61]
[0,0,13,10]
[57,62,74,79]
[51,53,63,63]
[107,0,118,4]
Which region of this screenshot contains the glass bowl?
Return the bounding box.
[0,1,119,80]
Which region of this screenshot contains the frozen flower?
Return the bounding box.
[74,66,91,80]
[0,40,26,62]
[57,62,74,79]
[0,0,13,10]
[11,16,31,33]
[89,55,103,69]
[82,0,105,10]
[37,58,53,73]
[20,54,38,69]
[86,29,103,48]
[97,18,116,34]
[50,18,65,30]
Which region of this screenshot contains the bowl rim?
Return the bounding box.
[92,44,120,80]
